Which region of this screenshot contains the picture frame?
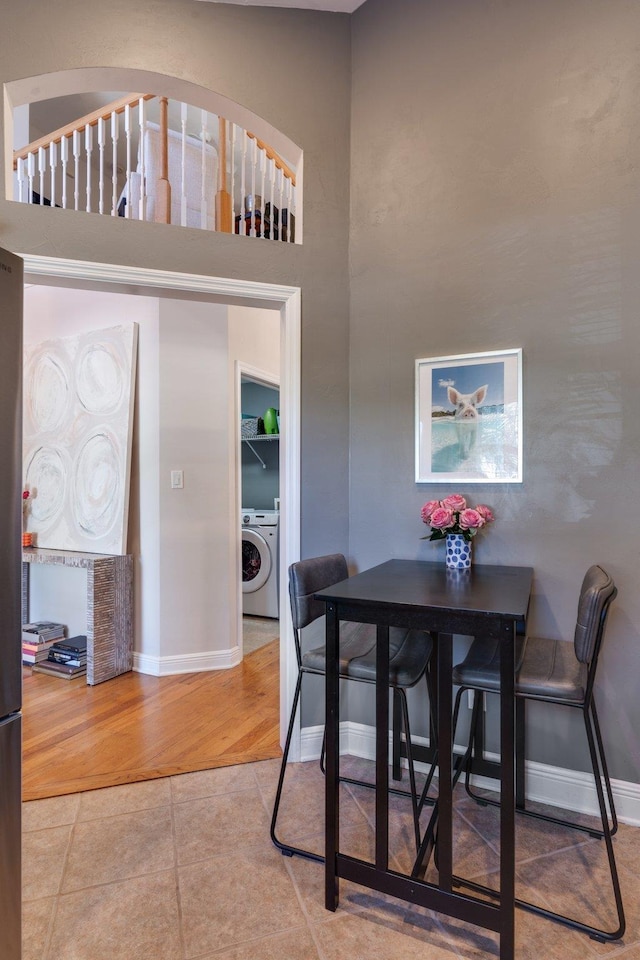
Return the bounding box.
[415,348,522,483]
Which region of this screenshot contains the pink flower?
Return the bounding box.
[420,500,440,524]
[429,506,454,530]
[22,490,30,500]
[459,508,484,531]
[476,504,495,523]
[441,493,466,513]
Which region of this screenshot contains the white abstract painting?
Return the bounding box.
[23,323,138,554]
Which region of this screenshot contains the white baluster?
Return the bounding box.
[124,104,132,218]
[230,122,237,233]
[61,136,68,210]
[180,102,188,227]
[27,152,35,204]
[111,111,119,216]
[97,117,106,215]
[240,129,247,236]
[277,168,285,242]
[85,124,93,212]
[250,136,257,237]
[200,109,208,230]
[259,146,266,239]
[268,158,276,241]
[73,130,80,211]
[138,98,146,221]
[38,146,46,204]
[289,177,296,243]
[49,141,57,208]
[17,157,25,203]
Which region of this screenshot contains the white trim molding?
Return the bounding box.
[300,722,640,828]
[134,646,242,676]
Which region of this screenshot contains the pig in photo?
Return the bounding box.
[447,384,488,459]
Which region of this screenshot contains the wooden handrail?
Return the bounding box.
[13,93,155,168]
[246,133,296,186]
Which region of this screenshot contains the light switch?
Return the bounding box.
[170,470,184,489]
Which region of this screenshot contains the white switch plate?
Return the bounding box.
[170,470,184,489]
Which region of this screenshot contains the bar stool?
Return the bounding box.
[270,553,437,863]
[451,564,625,942]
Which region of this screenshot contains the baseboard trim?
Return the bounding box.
[300,721,640,828]
[133,646,241,676]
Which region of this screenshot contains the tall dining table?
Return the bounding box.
[315,558,533,960]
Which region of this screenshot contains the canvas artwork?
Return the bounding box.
[23,323,138,554]
[415,348,522,483]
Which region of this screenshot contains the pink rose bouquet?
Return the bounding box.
[421,494,494,543]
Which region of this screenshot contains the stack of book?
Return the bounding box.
[22,621,66,665]
[32,635,88,679]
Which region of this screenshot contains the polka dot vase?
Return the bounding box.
[445,533,472,570]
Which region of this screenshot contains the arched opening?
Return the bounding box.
[4,67,303,242]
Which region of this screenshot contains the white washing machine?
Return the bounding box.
[241,510,279,618]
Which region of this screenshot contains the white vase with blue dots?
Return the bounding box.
[445,533,472,569]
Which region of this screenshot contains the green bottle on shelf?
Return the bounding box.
[263,407,279,435]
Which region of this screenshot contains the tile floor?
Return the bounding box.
[23,757,640,959]
[242,615,279,655]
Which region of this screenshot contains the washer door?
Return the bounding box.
[242,528,272,593]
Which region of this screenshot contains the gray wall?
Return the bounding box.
[349,0,640,782]
[0,0,352,565]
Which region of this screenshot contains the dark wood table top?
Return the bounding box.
[315,558,533,623]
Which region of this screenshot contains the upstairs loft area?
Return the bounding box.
[10,90,300,243]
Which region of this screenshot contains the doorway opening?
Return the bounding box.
[239,366,280,657]
[20,254,302,797]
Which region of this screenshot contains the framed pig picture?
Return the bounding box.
[415,348,522,483]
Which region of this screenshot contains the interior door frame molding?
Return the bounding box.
[20,253,302,758]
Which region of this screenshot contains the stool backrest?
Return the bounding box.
[288,554,348,631]
[574,564,617,666]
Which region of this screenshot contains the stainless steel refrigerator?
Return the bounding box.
[0,245,23,960]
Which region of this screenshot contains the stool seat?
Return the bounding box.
[303,622,433,687]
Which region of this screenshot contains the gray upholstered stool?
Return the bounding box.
[270,553,437,862]
[451,564,624,942]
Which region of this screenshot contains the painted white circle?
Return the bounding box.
[27,353,71,433]
[73,431,122,539]
[24,446,67,529]
[76,342,124,415]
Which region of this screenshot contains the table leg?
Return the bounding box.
[437,633,453,891]
[499,618,516,960]
[325,602,340,911]
[375,625,390,870]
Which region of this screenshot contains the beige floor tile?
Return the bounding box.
[264,762,371,847]
[178,848,307,956]
[76,777,172,820]
[173,788,271,864]
[170,763,258,803]
[200,927,322,958]
[47,870,183,960]
[23,825,73,901]
[514,840,632,951]
[312,909,470,960]
[22,896,55,960]
[22,795,80,833]
[61,806,174,891]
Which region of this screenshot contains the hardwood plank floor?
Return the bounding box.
[22,640,281,801]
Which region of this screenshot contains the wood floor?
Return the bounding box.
[22,640,281,801]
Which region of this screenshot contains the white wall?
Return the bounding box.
[157,298,234,669]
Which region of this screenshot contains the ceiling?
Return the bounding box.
[195,0,366,12]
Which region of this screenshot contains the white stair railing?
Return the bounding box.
[12,92,298,243]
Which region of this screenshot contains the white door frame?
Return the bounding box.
[20,253,302,758]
